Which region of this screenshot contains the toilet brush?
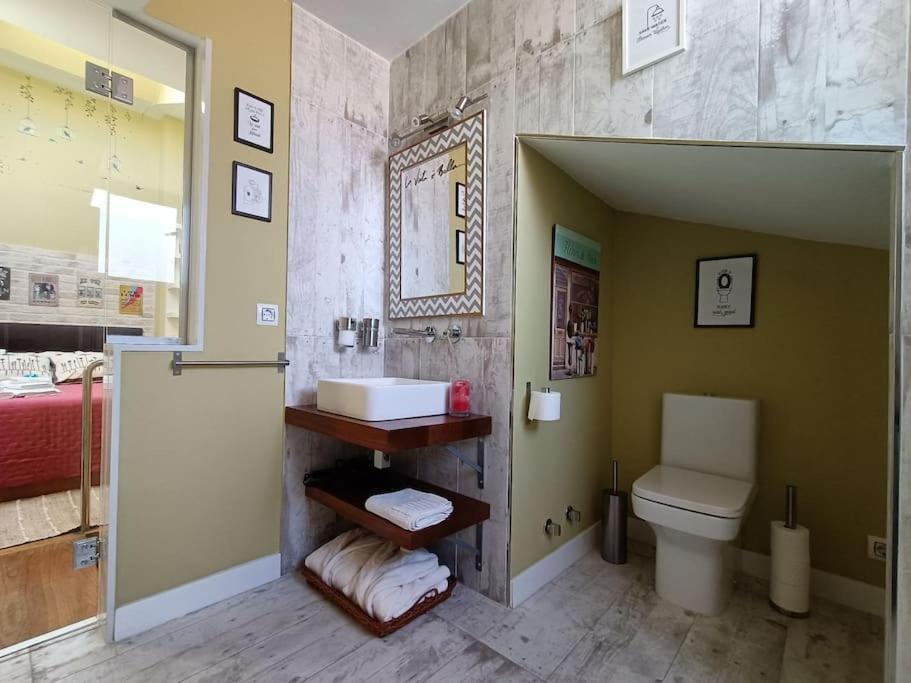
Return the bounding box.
[602,460,628,564]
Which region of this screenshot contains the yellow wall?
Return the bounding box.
[511,144,614,576]
[115,0,290,606]
[611,212,890,587]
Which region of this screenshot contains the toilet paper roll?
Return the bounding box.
[769,520,810,615]
[528,390,560,421]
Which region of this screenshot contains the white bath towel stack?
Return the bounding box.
[365,488,454,531]
[305,530,450,622]
[0,377,59,398]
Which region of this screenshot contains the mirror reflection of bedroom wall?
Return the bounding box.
[0,0,191,649]
[512,138,896,675]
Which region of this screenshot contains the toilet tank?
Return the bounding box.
[660,393,759,482]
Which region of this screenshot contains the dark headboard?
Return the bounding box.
[0,323,143,353]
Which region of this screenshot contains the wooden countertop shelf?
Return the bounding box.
[304,469,490,550]
[285,405,492,453]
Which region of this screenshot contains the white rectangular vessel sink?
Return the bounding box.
[316,378,449,422]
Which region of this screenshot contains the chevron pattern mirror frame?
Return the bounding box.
[387,111,485,319]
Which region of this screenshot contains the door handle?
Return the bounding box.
[80,360,104,532]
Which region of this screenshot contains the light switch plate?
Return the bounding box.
[256,303,279,326]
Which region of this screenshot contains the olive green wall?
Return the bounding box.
[511,144,614,576]
[115,0,290,606]
[611,212,890,587]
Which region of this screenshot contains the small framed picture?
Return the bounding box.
[622,0,687,75]
[456,230,466,265]
[29,273,59,307]
[455,182,467,219]
[232,161,273,222]
[234,88,274,153]
[78,275,104,308]
[694,254,756,328]
[0,266,10,301]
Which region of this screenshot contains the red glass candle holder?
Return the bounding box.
[449,379,471,417]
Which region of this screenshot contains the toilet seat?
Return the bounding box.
[632,465,755,519]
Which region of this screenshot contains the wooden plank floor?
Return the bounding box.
[1,547,884,682]
[0,532,97,649]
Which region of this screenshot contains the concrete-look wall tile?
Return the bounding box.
[287,98,347,338]
[384,338,421,378]
[576,0,621,33]
[467,0,518,91]
[388,54,411,136]
[823,0,907,145]
[516,39,574,135]
[291,5,345,114]
[285,335,339,406]
[516,0,575,59]
[341,123,387,320]
[470,68,517,175]
[758,0,826,141]
[575,15,653,138]
[653,0,760,141]
[344,39,390,137]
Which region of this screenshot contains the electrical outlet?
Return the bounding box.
[867,535,887,561]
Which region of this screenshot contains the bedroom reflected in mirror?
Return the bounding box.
[388,111,485,318]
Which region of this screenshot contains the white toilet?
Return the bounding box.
[632,393,758,616]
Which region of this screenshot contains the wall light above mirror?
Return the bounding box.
[388,111,485,318]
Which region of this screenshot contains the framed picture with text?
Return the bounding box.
[622,0,686,75]
[234,87,274,153]
[694,254,756,328]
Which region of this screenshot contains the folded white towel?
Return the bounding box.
[0,378,59,398]
[304,528,364,577]
[354,548,436,611]
[365,488,454,531]
[346,540,400,602]
[370,564,451,622]
[323,534,389,593]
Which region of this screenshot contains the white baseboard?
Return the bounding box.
[510,522,602,608]
[112,553,281,641]
[627,517,884,617]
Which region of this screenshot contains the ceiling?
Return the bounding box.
[522,137,898,250]
[292,0,470,59]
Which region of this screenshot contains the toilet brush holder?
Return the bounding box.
[602,459,628,564]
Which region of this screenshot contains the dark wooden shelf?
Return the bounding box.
[285,405,492,453]
[304,469,490,550]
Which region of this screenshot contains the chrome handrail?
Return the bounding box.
[171,352,289,376]
[81,359,104,533]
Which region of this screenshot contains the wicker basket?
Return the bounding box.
[301,566,456,637]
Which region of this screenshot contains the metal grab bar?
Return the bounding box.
[81,359,105,533]
[171,351,289,376]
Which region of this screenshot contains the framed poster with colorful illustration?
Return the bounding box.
[622,0,686,75]
[694,254,756,327]
[232,161,272,222]
[29,273,58,307]
[0,267,9,301]
[118,285,144,316]
[550,225,601,380]
[234,88,274,153]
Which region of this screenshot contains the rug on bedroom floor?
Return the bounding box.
[0,487,102,550]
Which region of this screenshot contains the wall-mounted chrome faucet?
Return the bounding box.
[544,518,562,537]
[392,325,462,345]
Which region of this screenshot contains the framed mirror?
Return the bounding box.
[388,111,485,318]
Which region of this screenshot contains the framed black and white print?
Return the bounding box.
[622,0,686,75]
[694,255,756,328]
[0,266,9,301]
[234,88,274,153]
[456,230,466,265]
[231,161,273,222]
[455,182,467,219]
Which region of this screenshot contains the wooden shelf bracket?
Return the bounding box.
[444,523,483,572]
[441,438,485,489]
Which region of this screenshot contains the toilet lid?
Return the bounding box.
[632,465,755,518]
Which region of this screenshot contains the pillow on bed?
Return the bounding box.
[41,352,104,383]
[0,352,53,381]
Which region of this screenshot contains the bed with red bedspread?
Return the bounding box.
[0,382,102,502]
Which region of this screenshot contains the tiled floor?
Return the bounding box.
[0,547,883,682]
